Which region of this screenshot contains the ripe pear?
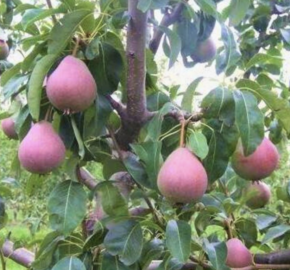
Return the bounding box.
[1,117,18,140]
[46,55,97,113]
[191,37,216,63]
[231,137,279,180]
[18,121,66,174]
[0,40,9,60]
[226,238,252,268]
[245,181,271,209]
[157,147,208,203]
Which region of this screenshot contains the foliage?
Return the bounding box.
[1,0,290,269]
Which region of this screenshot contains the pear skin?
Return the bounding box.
[46,55,97,113]
[231,137,279,180]
[157,147,208,203]
[18,121,66,174]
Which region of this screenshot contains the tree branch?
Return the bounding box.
[149,2,185,54]
[1,241,34,268]
[45,0,57,25]
[115,0,153,150]
[4,242,290,270]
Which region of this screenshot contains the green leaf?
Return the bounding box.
[246,53,283,71]
[28,54,57,121]
[229,0,251,26]
[48,180,87,236]
[22,8,62,30]
[96,181,128,216]
[181,77,203,112]
[88,38,124,95]
[137,0,169,12]
[70,116,85,159]
[52,257,86,270]
[233,90,264,156]
[137,0,152,12]
[236,79,290,133]
[160,26,181,69]
[166,220,191,263]
[104,219,143,266]
[123,154,151,189]
[101,252,137,270]
[131,141,162,190]
[216,24,241,75]
[235,218,258,248]
[262,224,290,244]
[61,0,75,10]
[204,241,229,270]
[187,131,209,160]
[48,10,92,55]
[195,0,217,17]
[201,87,235,126]
[145,102,175,142]
[139,239,164,269]
[203,119,238,183]
[1,63,21,86]
[2,75,28,100]
[33,231,64,270]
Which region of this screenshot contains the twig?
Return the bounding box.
[149,2,186,54]
[105,95,126,118]
[0,250,6,270]
[45,0,57,25]
[180,118,186,147]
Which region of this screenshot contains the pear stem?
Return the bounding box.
[224,218,233,239]
[179,119,186,147]
[44,106,53,122]
[72,37,80,57]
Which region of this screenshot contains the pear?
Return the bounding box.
[46,55,97,113]
[18,121,66,174]
[1,117,18,140]
[231,137,279,180]
[245,181,271,209]
[0,40,9,60]
[191,37,216,63]
[157,147,208,203]
[226,238,252,268]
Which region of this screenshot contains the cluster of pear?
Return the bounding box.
[1,55,97,174]
[232,137,279,209]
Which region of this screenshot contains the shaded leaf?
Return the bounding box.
[104,219,143,266]
[52,257,86,270]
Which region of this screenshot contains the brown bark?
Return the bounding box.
[113,0,152,150]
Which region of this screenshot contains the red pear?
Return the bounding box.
[157,147,208,203]
[226,238,252,268]
[46,55,97,113]
[1,117,17,139]
[245,181,271,209]
[18,121,66,174]
[191,37,216,63]
[231,137,279,180]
